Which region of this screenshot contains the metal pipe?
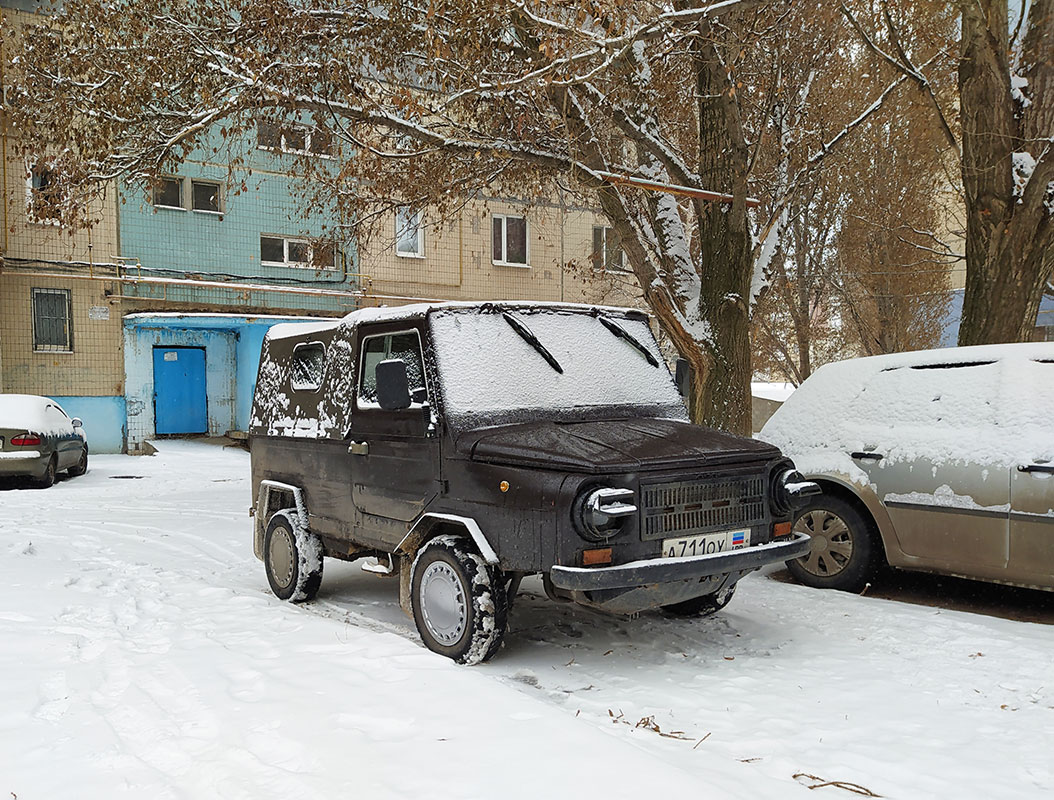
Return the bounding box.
[595,170,761,208]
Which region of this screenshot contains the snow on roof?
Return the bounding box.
[751,382,796,403]
[264,301,648,341]
[760,341,1054,477]
[0,394,70,437]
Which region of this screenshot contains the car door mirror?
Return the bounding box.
[376,358,412,410]
[71,418,83,429]
[674,358,691,398]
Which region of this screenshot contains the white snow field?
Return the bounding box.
[2,442,1051,799]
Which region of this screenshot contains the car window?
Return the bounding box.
[358,330,427,408]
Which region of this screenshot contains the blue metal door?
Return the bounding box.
[153,347,208,434]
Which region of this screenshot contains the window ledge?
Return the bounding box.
[396,251,426,259]
[33,348,74,355]
[493,260,531,269]
[153,204,187,212]
[192,208,223,216]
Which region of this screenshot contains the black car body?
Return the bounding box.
[249,302,812,663]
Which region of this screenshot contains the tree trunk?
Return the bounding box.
[957,0,1054,346]
[691,38,753,436]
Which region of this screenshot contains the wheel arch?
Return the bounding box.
[254,480,308,560]
[395,513,499,565]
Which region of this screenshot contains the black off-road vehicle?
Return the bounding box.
[249,302,813,663]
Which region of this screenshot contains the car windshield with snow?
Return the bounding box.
[249,302,814,663]
[761,342,1054,594]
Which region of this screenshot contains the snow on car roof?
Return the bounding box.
[0,394,70,436]
[760,341,1054,477]
[264,301,648,341]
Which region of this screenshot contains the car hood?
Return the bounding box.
[457,418,780,473]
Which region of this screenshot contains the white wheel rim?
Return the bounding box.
[793,509,853,577]
[420,561,468,646]
[269,527,295,589]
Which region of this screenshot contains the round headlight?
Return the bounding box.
[572,486,637,542]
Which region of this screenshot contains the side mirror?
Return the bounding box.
[71,418,83,429]
[674,358,691,398]
[410,386,428,405]
[376,359,412,410]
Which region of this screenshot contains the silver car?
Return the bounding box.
[760,343,1054,593]
[0,394,89,488]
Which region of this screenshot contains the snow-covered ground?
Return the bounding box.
[2,442,1051,799]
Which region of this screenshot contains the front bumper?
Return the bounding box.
[549,533,811,592]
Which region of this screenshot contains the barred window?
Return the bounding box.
[32,288,73,352]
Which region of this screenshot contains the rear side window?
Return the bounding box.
[358,330,427,407]
[290,342,326,392]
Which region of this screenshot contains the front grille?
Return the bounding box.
[641,475,767,541]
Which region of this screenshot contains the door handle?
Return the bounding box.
[348,441,369,456]
[850,451,884,461]
[1018,464,1054,474]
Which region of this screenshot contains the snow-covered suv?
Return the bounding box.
[249,302,814,663]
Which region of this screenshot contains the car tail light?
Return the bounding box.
[11,434,42,446]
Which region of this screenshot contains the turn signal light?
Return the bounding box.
[11,434,42,446]
[582,548,612,566]
[772,521,793,538]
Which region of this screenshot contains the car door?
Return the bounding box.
[347,324,441,549]
[858,362,1010,573]
[1007,357,1054,588]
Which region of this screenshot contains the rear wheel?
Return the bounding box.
[68,447,88,477]
[264,509,323,602]
[32,455,57,489]
[662,583,737,617]
[787,496,879,592]
[411,535,508,665]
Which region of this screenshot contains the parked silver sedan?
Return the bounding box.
[760,343,1054,593]
[0,394,88,488]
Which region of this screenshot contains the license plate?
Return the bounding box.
[662,528,750,558]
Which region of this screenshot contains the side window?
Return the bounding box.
[290,342,326,392]
[358,331,427,408]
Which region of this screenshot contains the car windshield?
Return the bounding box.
[428,308,686,427]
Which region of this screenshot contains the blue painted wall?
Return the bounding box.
[117,127,358,316]
[49,396,127,454]
[122,314,335,452]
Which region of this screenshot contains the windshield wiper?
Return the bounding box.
[598,315,659,367]
[502,311,563,374]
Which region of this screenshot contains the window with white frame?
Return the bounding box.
[27,163,62,223]
[191,180,222,213]
[395,207,424,257]
[492,214,529,266]
[32,288,73,352]
[592,226,628,272]
[257,119,332,157]
[152,177,184,210]
[261,235,335,269]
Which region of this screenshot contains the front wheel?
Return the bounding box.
[662,583,737,617]
[786,496,879,592]
[411,535,508,665]
[264,509,323,602]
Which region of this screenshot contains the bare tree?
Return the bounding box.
[8,0,913,433]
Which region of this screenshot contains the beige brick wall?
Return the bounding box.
[0,273,124,396]
[361,196,644,309]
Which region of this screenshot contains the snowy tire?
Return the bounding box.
[410,535,508,665]
[662,582,737,617]
[264,509,323,602]
[787,496,879,592]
